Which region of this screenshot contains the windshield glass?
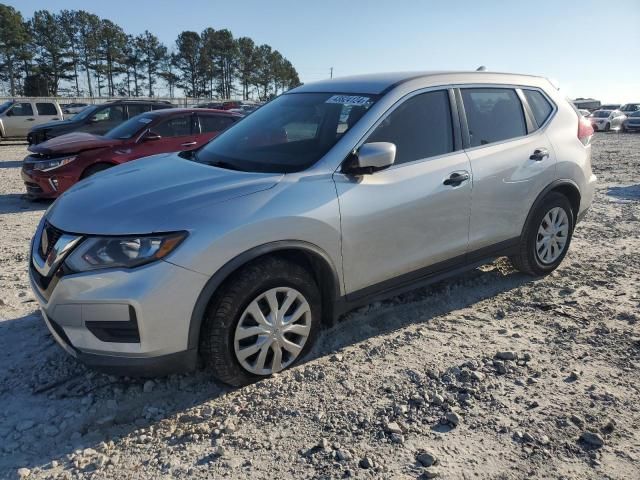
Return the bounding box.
[621,104,639,111]
[592,111,611,118]
[0,101,13,114]
[72,104,100,121]
[192,92,378,173]
[104,113,154,139]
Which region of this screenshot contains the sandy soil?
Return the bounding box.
[0,134,638,479]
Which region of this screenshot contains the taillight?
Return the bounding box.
[578,115,594,145]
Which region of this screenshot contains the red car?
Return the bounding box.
[22,108,241,199]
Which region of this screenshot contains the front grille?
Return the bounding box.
[40,221,64,258]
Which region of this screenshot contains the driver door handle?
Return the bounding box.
[530,148,550,161]
[443,171,470,187]
[181,141,197,147]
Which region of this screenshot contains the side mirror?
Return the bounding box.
[142,131,161,142]
[343,142,396,174]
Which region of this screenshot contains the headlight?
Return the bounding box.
[65,232,187,272]
[33,156,77,172]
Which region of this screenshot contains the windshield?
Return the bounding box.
[72,104,100,121]
[192,92,378,173]
[621,104,639,112]
[592,111,611,118]
[104,113,154,139]
[0,101,12,114]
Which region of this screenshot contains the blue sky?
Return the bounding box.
[9,0,640,102]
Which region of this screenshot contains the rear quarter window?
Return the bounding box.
[36,103,58,115]
[523,90,554,127]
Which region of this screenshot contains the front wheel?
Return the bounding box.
[510,192,574,276]
[604,122,611,132]
[200,256,321,386]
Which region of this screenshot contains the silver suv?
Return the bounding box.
[30,72,596,385]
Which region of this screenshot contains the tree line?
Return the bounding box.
[0,4,301,100]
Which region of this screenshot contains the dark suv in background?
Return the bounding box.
[27,99,174,145]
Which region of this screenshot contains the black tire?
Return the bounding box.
[81,163,113,179]
[604,122,611,132]
[200,256,321,386]
[510,192,575,276]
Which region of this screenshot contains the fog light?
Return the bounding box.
[49,177,59,191]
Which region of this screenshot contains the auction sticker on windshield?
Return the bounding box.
[326,95,371,106]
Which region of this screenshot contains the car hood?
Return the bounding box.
[31,118,78,132]
[28,132,121,155]
[46,153,283,235]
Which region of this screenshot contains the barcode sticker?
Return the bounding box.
[325,95,371,106]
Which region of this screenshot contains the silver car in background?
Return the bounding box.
[29,71,596,385]
[589,109,627,131]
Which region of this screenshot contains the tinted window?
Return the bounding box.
[523,90,553,127]
[10,103,34,116]
[104,114,154,139]
[193,92,378,173]
[153,115,192,137]
[127,104,151,118]
[592,111,611,118]
[90,105,125,123]
[366,90,453,165]
[461,88,526,147]
[199,115,235,133]
[36,103,57,115]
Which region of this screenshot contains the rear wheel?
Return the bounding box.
[510,192,574,276]
[604,122,611,132]
[200,256,321,386]
[81,163,113,179]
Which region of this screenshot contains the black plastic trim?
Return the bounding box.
[515,88,537,133]
[337,237,519,314]
[448,88,463,151]
[187,241,341,350]
[454,88,471,148]
[521,179,581,237]
[79,349,197,377]
[85,305,141,343]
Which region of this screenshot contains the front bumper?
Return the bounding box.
[21,159,80,199]
[30,224,209,376]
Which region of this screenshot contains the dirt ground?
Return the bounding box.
[0,133,638,480]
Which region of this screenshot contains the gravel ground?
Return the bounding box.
[0,134,639,479]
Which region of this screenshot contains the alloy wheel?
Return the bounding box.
[233,287,311,375]
[536,206,569,264]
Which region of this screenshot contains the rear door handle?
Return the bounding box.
[443,171,470,187]
[26,118,35,121]
[530,148,549,161]
[181,141,197,147]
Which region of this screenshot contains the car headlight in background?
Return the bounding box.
[32,155,77,171]
[65,232,187,272]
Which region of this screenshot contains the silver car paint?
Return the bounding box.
[32,71,595,362]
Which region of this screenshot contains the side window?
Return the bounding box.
[461,88,526,147]
[91,105,125,123]
[36,103,58,115]
[199,115,235,133]
[153,115,192,137]
[127,104,151,118]
[366,90,453,165]
[10,103,34,116]
[523,90,553,127]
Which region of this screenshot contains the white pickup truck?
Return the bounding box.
[0,99,63,141]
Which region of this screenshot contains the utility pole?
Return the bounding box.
[330,67,333,79]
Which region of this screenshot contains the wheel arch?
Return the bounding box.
[522,179,581,237]
[81,161,117,179]
[187,241,342,351]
